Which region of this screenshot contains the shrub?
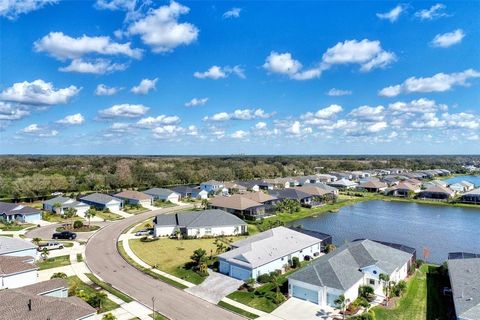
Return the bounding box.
[416,259,424,268]
[292,257,300,268]
[350,312,375,320]
[51,272,67,279]
[358,285,375,302]
[392,280,407,297]
[257,273,272,284]
[304,255,311,261]
[73,220,83,229]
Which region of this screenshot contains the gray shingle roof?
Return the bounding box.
[219,227,322,269]
[268,188,312,201]
[143,188,177,198]
[154,209,246,229]
[43,196,89,209]
[0,202,40,217]
[289,239,413,291]
[80,193,121,205]
[0,236,36,255]
[448,257,480,320]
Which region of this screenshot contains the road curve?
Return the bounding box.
[85,206,244,320]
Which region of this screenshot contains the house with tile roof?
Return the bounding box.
[448,253,480,320]
[218,227,324,280]
[357,180,388,193]
[209,194,266,220]
[418,185,455,200]
[153,209,247,238]
[288,239,414,307]
[115,190,154,206]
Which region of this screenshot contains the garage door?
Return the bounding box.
[230,265,251,280]
[292,285,318,304]
[106,204,120,211]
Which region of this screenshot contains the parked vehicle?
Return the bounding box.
[135,228,154,236]
[52,231,77,240]
[37,242,64,251]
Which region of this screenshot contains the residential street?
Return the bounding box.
[85,205,244,320]
[26,221,111,241]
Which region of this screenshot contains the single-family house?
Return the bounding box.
[288,239,414,307]
[330,172,353,181]
[223,182,248,194]
[0,255,38,289]
[358,180,388,193]
[114,190,154,206]
[292,186,337,204]
[0,202,41,223]
[241,191,279,213]
[327,178,358,190]
[450,181,475,193]
[235,181,261,192]
[418,185,455,200]
[385,181,421,197]
[80,193,123,211]
[209,194,265,220]
[0,236,37,259]
[422,179,448,190]
[448,254,480,320]
[200,180,225,194]
[316,174,337,183]
[263,177,298,189]
[171,186,208,199]
[460,188,480,205]
[269,188,313,207]
[142,188,178,203]
[153,209,247,238]
[381,176,401,186]
[309,183,339,196]
[0,278,96,320]
[218,227,325,280]
[43,197,89,217]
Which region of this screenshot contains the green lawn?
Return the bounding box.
[67,276,119,313]
[153,200,177,208]
[42,212,85,223]
[56,225,100,232]
[129,237,241,285]
[0,222,34,231]
[95,210,124,221]
[37,255,71,270]
[217,301,259,319]
[373,264,450,320]
[77,253,83,262]
[117,241,188,289]
[37,240,74,248]
[85,273,133,303]
[124,205,150,214]
[133,220,154,233]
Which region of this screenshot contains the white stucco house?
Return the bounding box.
[153,209,247,238]
[43,196,90,217]
[0,236,37,259]
[218,227,325,281]
[200,180,225,194]
[114,190,153,206]
[0,202,41,223]
[287,239,414,307]
[142,188,179,203]
[0,255,38,289]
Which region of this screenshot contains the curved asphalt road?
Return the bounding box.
[26,222,111,241]
[85,206,243,320]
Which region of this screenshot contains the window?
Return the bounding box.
[369,279,375,285]
[205,228,212,235]
[373,270,377,274]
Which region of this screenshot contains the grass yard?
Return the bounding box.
[56,225,100,232]
[85,273,133,303]
[129,236,241,285]
[153,200,177,208]
[38,240,74,248]
[95,210,123,221]
[38,255,71,270]
[124,205,150,214]
[218,301,259,319]
[133,220,154,233]
[373,264,450,320]
[42,211,85,223]
[0,222,34,231]
[67,276,119,313]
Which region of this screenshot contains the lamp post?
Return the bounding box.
[152,296,156,319]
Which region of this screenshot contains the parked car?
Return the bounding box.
[52,231,77,240]
[37,242,64,251]
[135,228,154,236]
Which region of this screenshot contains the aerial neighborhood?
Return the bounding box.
[0,161,479,320]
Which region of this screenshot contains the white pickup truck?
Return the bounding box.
[37,242,65,251]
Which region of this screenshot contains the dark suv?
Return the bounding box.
[52,231,77,240]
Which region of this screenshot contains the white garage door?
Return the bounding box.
[230,265,251,280]
[292,285,319,304]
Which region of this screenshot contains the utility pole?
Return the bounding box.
[152,296,156,320]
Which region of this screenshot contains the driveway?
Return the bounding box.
[185,269,243,304]
[261,298,340,320]
[85,205,244,320]
[25,221,110,241]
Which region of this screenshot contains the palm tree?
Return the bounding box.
[334,294,350,320]
[32,237,42,246]
[269,273,285,304]
[84,208,96,227]
[379,273,391,304]
[41,247,49,261]
[200,198,209,210]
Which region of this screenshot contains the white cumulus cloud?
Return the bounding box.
[136,115,181,128]
[20,123,58,137]
[376,5,405,22]
[0,79,80,105]
[98,104,149,118]
[327,88,352,96]
[59,59,128,74]
[203,108,273,121]
[431,29,465,48]
[223,8,241,19]
[231,130,248,139]
[0,0,58,20]
[185,97,208,107]
[127,1,198,53]
[349,105,385,122]
[56,113,85,125]
[379,69,480,97]
[95,84,121,96]
[131,78,158,95]
[415,3,448,20]
[263,51,321,80]
[193,65,245,80]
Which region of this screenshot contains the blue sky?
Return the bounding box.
[0,0,479,155]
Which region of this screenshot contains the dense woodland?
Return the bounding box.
[0,155,478,200]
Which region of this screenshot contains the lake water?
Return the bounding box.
[291,200,480,264]
[443,175,480,187]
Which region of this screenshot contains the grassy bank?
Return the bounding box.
[67,276,119,313]
[85,273,133,303]
[373,264,450,320]
[218,301,259,319]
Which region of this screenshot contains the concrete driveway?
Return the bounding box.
[25,221,110,241]
[261,298,340,320]
[185,270,243,304]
